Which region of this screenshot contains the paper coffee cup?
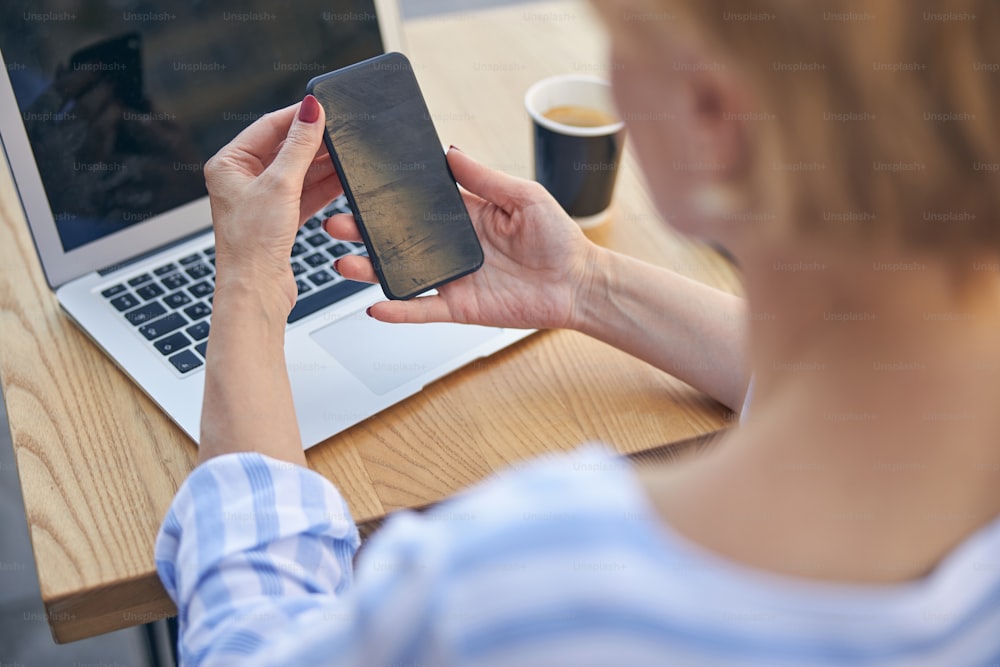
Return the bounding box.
[525,75,625,227]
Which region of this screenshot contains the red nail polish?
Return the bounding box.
[365,306,373,318]
[299,95,320,123]
[332,259,341,274]
[448,145,462,153]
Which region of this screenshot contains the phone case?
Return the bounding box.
[307,52,483,300]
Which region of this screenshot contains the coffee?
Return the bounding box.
[526,76,625,224]
[543,104,618,128]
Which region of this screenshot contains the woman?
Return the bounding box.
[157,1,1000,664]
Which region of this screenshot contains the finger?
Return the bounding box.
[332,254,376,283]
[323,213,363,242]
[303,151,338,187]
[299,173,345,223]
[369,296,454,324]
[76,78,118,120]
[458,190,496,229]
[30,66,99,115]
[265,95,326,184]
[447,148,537,212]
[226,102,299,165]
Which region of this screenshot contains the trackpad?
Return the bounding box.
[310,312,502,395]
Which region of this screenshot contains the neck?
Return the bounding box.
[646,243,1000,582]
[744,244,1000,437]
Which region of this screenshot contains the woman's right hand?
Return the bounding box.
[325,148,603,331]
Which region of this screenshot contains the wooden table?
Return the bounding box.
[0,0,741,643]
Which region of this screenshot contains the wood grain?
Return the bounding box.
[355,429,730,545]
[0,0,742,642]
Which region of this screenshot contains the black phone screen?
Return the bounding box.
[308,53,483,300]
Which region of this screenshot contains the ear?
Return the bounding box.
[681,65,751,184]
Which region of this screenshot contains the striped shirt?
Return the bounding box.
[156,446,1000,666]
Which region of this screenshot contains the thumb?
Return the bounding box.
[447,147,537,211]
[266,95,326,184]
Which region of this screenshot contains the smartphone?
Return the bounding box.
[307,53,484,300]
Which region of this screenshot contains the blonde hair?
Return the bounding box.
[594,0,1000,258]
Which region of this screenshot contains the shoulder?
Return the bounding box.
[352,444,674,607]
[345,446,715,664]
[359,444,641,564]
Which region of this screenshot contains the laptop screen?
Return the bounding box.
[0,1,384,253]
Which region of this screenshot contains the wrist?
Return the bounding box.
[569,243,615,333]
[213,268,294,324]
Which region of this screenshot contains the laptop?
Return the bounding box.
[0,0,532,448]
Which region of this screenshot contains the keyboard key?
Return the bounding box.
[189,281,214,298]
[305,217,322,230]
[128,273,152,287]
[101,284,126,298]
[195,341,208,358]
[329,243,351,259]
[153,263,176,276]
[306,233,329,248]
[153,332,191,356]
[323,199,350,216]
[288,280,371,323]
[296,279,312,295]
[164,292,192,309]
[186,321,210,341]
[184,302,212,321]
[308,269,335,287]
[204,246,215,257]
[139,313,187,340]
[290,261,307,276]
[161,273,188,290]
[179,253,202,265]
[110,293,139,312]
[168,350,203,374]
[186,263,213,279]
[290,242,307,257]
[124,302,166,325]
[136,283,164,301]
[304,253,327,268]
[350,242,365,249]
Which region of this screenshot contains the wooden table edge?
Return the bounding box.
[41,427,730,643]
[44,570,176,644]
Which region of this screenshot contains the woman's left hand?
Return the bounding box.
[204,96,341,312]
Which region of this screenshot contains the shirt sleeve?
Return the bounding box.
[154,446,635,667]
[154,453,361,667]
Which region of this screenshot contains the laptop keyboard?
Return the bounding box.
[98,196,371,375]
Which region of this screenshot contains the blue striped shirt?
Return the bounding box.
[155,446,1000,666]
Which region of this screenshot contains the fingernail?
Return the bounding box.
[299,95,320,124]
[448,145,462,153]
[365,306,374,318]
[332,259,342,274]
